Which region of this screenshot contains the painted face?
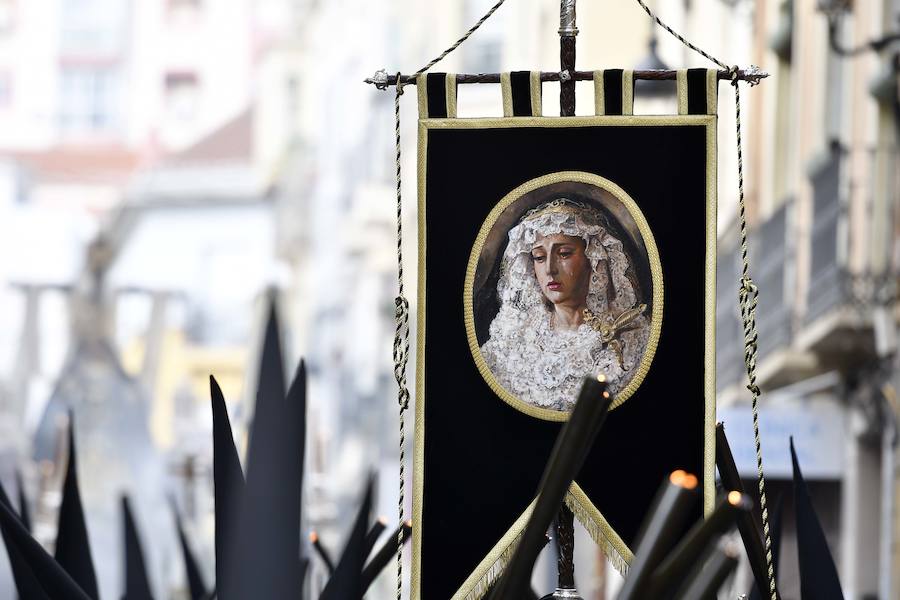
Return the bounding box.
[530,233,592,308]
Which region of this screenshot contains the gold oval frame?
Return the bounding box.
[463,171,664,421]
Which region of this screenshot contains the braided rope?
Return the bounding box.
[632,0,728,70]
[387,4,508,598]
[733,74,777,600]
[393,75,411,600]
[630,2,776,598]
[413,0,508,76]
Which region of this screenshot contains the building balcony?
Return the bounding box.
[716,245,746,392]
[717,199,820,394]
[795,143,882,367]
[806,142,845,324]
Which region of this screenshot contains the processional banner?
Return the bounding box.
[412,69,720,600]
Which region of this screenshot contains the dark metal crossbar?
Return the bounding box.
[365,68,768,88]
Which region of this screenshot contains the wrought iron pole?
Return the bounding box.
[559,0,578,116]
[553,3,582,599]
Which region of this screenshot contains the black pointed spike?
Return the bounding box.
[14,470,30,534]
[55,417,99,599]
[209,375,244,599]
[250,298,287,449]
[0,478,16,517]
[319,477,374,600]
[121,496,154,600]
[0,475,26,529]
[298,556,309,586]
[228,301,303,598]
[791,437,844,599]
[285,358,306,549]
[173,504,208,600]
[0,484,91,600]
[1,479,51,599]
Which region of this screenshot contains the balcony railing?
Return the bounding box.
[751,202,793,360]
[716,246,746,391]
[806,143,846,323]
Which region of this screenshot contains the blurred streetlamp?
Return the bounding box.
[818,0,900,111]
[632,34,677,115]
[633,35,674,99]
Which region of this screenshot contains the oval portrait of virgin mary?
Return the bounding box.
[464,172,663,420]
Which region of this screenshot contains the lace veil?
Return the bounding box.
[496,198,640,319]
[480,197,648,409]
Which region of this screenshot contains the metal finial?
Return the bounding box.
[559,0,578,36]
[743,65,768,86]
[370,69,390,90]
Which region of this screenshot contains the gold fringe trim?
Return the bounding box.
[564,492,631,578]
[460,529,525,600]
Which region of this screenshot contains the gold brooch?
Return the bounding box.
[583,304,647,369]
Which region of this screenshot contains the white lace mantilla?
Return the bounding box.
[479,198,650,411]
[481,309,649,410]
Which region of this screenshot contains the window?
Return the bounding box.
[165,72,200,120]
[60,67,118,134]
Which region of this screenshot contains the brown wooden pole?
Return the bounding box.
[555,505,576,589]
[558,0,578,116]
[553,3,578,595]
[552,2,579,594]
[365,68,768,88]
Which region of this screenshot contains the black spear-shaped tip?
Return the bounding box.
[55,416,100,600]
[209,374,244,599]
[121,496,154,600]
[255,298,287,428]
[172,502,208,600]
[0,478,51,599]
[14,469,31,534]
[227,301,304,599]
[319,476,374,600]
[0,481,92,600]
[790,437,844,599]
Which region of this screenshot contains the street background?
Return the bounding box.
[0,0,897,598]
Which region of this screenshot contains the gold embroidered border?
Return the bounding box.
[446,73,458,118]
[413,115,718,600]
[500,72,513,117]
[676,69,689,115]
[622,70,634,116]
[529,71,542,117]
[417,73,428,118]
[463,170,664,420]
[593,71,605,115]
[706,69,718,116]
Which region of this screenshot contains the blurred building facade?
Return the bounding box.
[715,0,900,598]
[0,0,299,597]
[0,0,895,599]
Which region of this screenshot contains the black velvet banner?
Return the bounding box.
[413,116,716,599]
